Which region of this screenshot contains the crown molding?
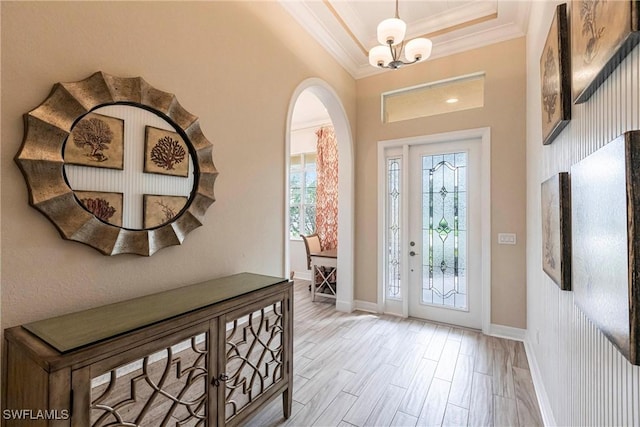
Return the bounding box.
[279,0,363,78]
[407,1,499,41]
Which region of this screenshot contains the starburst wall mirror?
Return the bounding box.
[15,72,218,256]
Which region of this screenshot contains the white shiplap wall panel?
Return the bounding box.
[527,2,640,426]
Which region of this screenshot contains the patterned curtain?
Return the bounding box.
[315,126,339,250]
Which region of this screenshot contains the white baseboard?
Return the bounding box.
[293,271,311,281]
[354,300,378,313]
[488,325,555,426]
[487,323,526,341]
[523,337,556,427]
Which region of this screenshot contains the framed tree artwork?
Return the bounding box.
[64,112,124,169]
[571,131,640,365]
[74,191,123,227]
[144,195,188,229]
[144,126,189,177]
[541,172,571,290]
[540,3,571,145]
[571,0,640,103]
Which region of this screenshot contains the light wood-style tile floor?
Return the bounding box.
[248,280,543,427]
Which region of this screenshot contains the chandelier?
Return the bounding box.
[368,0,433,69]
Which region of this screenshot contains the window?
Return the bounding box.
[386,157,402,300]
[382,73,485,123]
[289,153,317,238]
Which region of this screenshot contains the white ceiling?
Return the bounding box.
[291,90,332,130]
[280,0,531,79]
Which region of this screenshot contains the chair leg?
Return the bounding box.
[311,265,316,302]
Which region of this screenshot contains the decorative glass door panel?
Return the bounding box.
[408,140,481,329]
[421,152,467,310]
[386,157,402,300]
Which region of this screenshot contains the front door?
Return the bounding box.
[407,139,482,329]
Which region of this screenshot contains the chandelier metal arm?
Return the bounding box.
[377,40,419,69]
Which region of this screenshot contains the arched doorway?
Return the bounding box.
[284,79,354,312]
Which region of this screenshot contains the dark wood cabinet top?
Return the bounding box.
[22,272,288,353]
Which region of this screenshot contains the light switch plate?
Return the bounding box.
[498,233,517,245]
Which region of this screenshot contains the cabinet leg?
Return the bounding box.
[282,388,292,419]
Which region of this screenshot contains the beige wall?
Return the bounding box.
[1,2,526,341]
[355,37,527,328]
[0,2,355,330]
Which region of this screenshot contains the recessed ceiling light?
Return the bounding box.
[446,98,459,104]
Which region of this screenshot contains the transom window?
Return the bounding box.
[382,73,485,123]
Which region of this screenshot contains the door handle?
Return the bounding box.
[211,373,228,387]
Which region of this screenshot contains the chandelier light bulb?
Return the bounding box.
[405,37,433,62]
[369,45,394,67]
[377,18,406,46]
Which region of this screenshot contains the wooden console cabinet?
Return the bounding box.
[3,273,293,426]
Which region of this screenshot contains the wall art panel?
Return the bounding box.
[541,3,571,145]
[571,130,640,365]
[541,172,571,290]
[571,0,640,103]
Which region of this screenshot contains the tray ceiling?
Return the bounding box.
[280,0,530,79]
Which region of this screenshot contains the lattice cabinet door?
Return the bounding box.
[71,321,217,427]
[217,291,293,427]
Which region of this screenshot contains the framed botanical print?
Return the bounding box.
[541,172,571,290]
[571,0,640,103]
[144,126,189,177]
[64,112,124,169]
[541,3,571,145]
[75,191,123,227]
[143,194,188,229]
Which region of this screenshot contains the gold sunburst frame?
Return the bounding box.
[15,71,218,256]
